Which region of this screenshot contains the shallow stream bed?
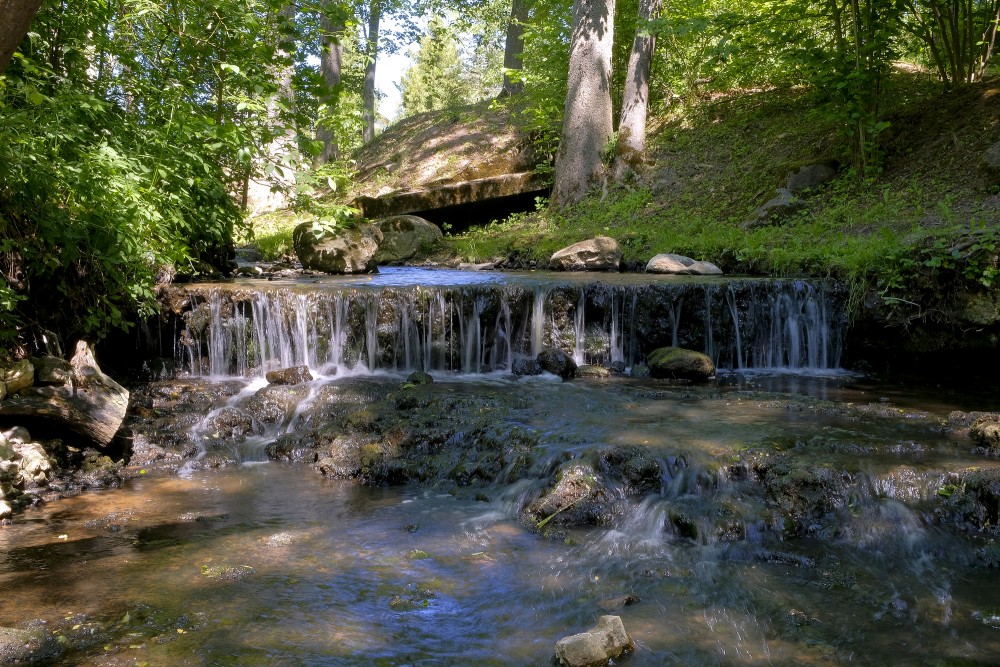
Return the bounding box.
[3,373,1000,666]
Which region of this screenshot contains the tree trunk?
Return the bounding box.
[362,0,381,144]
[0,0,43,74]
[500,0,530,96]
[0,342,129,447]
[551,0,616,207]
[316,9,344,165]
[611,0,661,183]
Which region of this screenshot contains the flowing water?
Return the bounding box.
[3,270,1000,666]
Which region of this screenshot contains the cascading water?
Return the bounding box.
[164,269,847,378]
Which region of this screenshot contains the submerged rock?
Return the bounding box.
[553,615,634,667]
[646,346,715,381]
[549,237,622,272]
[406,371,434,385]
[576,365,611,379]
[0,625,62,665]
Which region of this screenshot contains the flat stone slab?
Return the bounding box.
[353,172,549,219]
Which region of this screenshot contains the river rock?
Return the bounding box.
[549,237,622,272]
[646,253,723,275]
[981,141,1000,184]
[537,348,577,380]
[971,415,1000,453]
[0,500,11,520]
[13,442,53,487]
[30,356,71,386]
[2,360,34,395]
[372,215,443,264]
[0,342,129,447]
[265,365,313,386]
[647,346,715,381]
[0,625,61,664]
[526,463,616,528]
[554,615,634,667]
[784,161,838,194]
[293,222,383,274]
[511,358,543,376]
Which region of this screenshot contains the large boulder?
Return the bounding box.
[2,360,33,395]
[554,615,634,667]
[371,215,443,264]
[783,161,838,194]
[536,348,577,380]
[293,222,382,274]
[549,237,622,272]
[646,253,723,275]
[0,342,129,447]
[981,141,1000,184]
[647,346,715,381]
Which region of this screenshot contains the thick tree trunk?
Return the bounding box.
[499,0,530,96]
[362,0,381,144]
[316,10,344,164]
[0,0,43,74]
[0,342,129,447]
[551,0,616,207]
[611,0,660,183]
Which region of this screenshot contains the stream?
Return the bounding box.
[2,269,1000,665]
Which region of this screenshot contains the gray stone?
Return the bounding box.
[0,500,11,521]
[647,346,716,381]
[537,348,577,380]
[372,215,443,264]
[265,366,313,386]
[744,188,806,229]
[981,142,1000,184]
[784,161,838,194]
[645,253,694,274]
[549,237,622,272]
[458,262,495,271]
[1,427,30,445]
[2,360,33,394]
[0,625,61,664]
[554,615,634,667]
[293,222,382,274]
[687,260,723,275]
[30,356,71,386]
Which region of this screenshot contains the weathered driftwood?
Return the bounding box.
[0,342,128,446]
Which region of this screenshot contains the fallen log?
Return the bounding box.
[0,341,129,446]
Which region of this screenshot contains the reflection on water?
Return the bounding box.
[2,375,1000,665]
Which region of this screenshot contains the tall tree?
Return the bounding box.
[317,8,345,163]
[362,0,382,142]
[611,0,660,182]
[499,0,531,95]
[0,0,42,74]
[551,0,616,206]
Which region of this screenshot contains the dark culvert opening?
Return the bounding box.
[411,188,551,234]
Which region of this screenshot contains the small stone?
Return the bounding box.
[265,366,313,386]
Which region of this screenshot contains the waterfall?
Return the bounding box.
[171,274,847,378]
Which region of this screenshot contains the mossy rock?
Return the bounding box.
[646,347,715,381]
